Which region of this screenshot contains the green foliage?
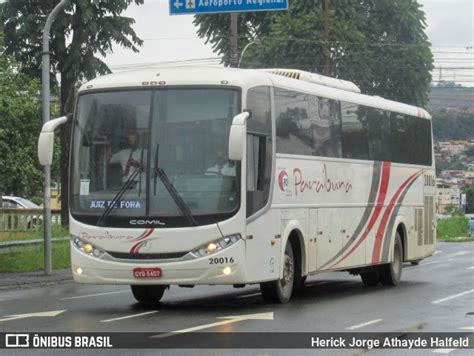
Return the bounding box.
[0,225,68,242]
[462,185,474,214]
[0,55,43,197]
[435,158,465,176]
[437,215,469,240]
[0,240,70,273]
[194,0,433,106]
[432,111,474,141]
[1,0,143,90]
[444,204,461,216]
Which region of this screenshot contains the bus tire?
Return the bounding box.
[131,285,167,304]
[260,243,295,303]
[379,233,403,286]
[294,275,307,290]
[360,270,379,286]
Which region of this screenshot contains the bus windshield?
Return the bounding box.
[70,88,241,228]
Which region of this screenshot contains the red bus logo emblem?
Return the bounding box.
[278,170,289,191]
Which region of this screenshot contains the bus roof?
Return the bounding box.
[78,66,431,120]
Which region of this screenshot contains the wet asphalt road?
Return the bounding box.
[0,242,473,355]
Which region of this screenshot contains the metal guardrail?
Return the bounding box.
[0,208,61,232]
[0,237,69,249]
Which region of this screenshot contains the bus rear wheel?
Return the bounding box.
[260,243,295,303]
[131,285,167,304]
[379,233,403,286]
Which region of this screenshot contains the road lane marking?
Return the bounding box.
[101,311,157,323]
[432,349,455,354]
[446,251,472,258]
[467,266,474,270]
[236,293,261,299]
[434,250,443,255]
[0,310,66,323]
[61,290,129,300]
[152,312,273,338]
[345,319,382,330]
[431,289,474,304]
[458,326,474,331]
[411,258,454,268]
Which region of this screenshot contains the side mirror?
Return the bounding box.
[38,115,70,166]
[228,111,250,161]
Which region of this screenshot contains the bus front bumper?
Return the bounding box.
[71,240,247,285]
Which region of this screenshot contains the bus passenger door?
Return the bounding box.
[315,209,342,271]
[337,208,367,269]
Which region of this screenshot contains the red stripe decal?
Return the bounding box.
[133,228,154,243]
[329,162,391,268]
[129,228,154,254]
[371,170,422,263]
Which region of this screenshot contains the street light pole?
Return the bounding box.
[230,13,239,67]
[238,39,261,68]
[42,0,68,276]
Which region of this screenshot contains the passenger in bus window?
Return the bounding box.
[107,131,147,183]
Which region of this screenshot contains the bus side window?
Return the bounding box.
[247,134,266,191]
[246,86,272,217]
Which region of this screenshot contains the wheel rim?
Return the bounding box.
[393,245,401,279]
[280,252,294,292]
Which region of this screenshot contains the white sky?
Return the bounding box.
[104,0,474,86]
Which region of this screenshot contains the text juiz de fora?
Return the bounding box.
[310,336,470,349]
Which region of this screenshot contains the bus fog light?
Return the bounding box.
[223,266,232,275]
[76,267,83,275]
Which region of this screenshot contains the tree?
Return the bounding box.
[0,54,44,198]
[462,185,474,214]
[194,0,433,106]
[1,0,144,225]
[432,111,474,141]
[444,204,461,216]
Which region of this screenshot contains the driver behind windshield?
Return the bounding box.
[108,131,147,183]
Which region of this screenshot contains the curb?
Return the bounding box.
[0,268,73,291]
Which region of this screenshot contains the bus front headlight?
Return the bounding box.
[72,236,105,258]
[190,234,241,258]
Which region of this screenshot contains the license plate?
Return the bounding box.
[133,267,162,279]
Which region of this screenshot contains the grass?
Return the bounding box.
[0,240,71,273]
[0,225,68,242]
[437,215,471,242]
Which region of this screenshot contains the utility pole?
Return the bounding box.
[230,13,239,67]
[42,0,68,275]
[323,0,330,76]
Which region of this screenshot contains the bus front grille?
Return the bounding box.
[106,251,188,260]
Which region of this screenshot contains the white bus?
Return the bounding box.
[38,67,436,303]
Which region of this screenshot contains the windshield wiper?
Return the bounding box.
[138,148,145,197]
[97,167,142,226]
[153,144,197,226]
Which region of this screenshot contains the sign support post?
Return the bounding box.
[230,13,239,67]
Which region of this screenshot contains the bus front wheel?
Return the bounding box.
[379,233,403,286]
[131,285,167,304]
[260,243,295,303]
